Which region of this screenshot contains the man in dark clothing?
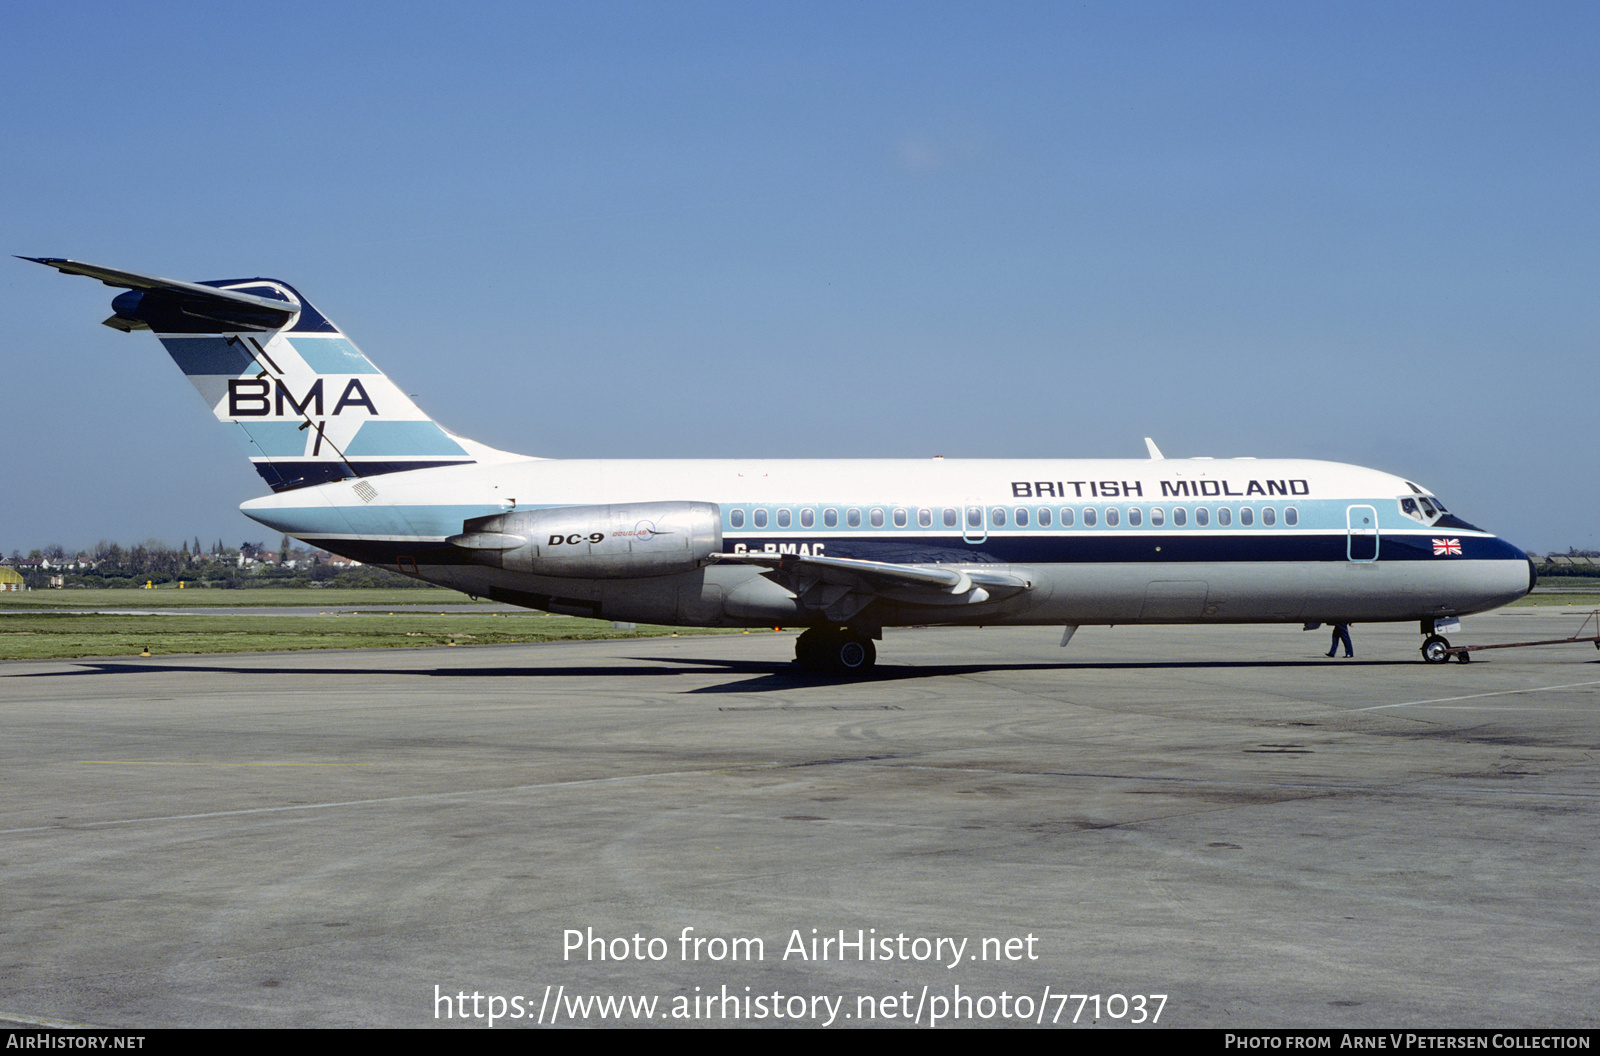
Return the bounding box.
[1327,623,1353,658]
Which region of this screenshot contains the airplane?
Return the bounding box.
[24,257,1536,673]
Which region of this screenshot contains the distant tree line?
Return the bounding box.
[1533,548,1600,578]
[3,537,430,589]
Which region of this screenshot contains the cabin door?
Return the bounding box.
[1346,505,1379,562]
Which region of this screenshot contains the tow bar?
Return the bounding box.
[1421,610,1600,664]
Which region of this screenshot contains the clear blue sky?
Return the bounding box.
[3,1,1596,554]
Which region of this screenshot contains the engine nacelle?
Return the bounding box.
[449,501,722,579]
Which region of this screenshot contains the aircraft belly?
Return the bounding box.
[992,558,1528,626]
[1140,580,1212,620]
[418,555,1530,627]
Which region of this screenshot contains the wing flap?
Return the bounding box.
[714,551,1031,606]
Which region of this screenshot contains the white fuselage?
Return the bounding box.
[240,455,1533,629]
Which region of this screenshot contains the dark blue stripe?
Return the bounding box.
[728,533,1527,565]
[301,532,1527,570]
[254,458,475,492]
[299,538,487,568]
[160,337,256,376]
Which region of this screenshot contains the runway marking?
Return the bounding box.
[0,1010,105,1029]
[0,766,738,834]
[1357,678,1600,712]
[80,761,373,767]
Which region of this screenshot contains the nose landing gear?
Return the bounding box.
[1421,634,1455,664]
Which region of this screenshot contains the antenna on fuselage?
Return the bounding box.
[1144,438,1165,460]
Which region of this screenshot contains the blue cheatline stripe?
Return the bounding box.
[159,337,256,376]
[287,336,380,375]
[344,420,468,457]
[232,420,309,457]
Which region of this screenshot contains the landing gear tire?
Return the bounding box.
[832,633,875,675]
[795,627,876,676]
[1421,634,1451,664]
[795,628,825,670]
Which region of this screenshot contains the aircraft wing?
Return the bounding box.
[713,551,1032,622]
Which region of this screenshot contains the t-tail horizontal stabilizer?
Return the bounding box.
[23,256,519,493]
[20,257,302,332]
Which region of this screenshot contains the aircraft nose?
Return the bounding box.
[1500,540,1537,596]
[1498,539,1537,600]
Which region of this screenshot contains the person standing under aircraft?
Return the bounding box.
[1326,623,1354,658]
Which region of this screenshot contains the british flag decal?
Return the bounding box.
[1433,538,1463,556]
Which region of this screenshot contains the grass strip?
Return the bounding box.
[0,587,472,610]
[0,611,742,661]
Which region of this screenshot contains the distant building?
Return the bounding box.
[0,567,23,592]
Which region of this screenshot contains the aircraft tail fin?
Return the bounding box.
[24,257,506,493]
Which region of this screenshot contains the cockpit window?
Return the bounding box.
[1398,494,1456,526]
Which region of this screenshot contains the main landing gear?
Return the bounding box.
[795,626,877,675]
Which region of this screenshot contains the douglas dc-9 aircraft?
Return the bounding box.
[27,257,1535,673]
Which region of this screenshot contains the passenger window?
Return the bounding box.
[1240,507,1253,526]
[847,508,862,528]
[1128,508,1142,526]
[1083,508,1097,527]
[918,508,932,528]
[870,508,884,528]
[1262,507,1275,526]
[1060,507,1074,527]
[1196,507,1210,526]
[1037,507,1051,528]
[801,508,815,528]
[967,507,983,529]
[777,508,791,529]
[1151,507,1165,526]
[1285,506,1298,526]
[944,508,958,528]
[1106,507,1120,527]
[893,508,907,528]
[1217,508,1231,527]
[753,508,768,528]
[1015,507,1029,527]
[730,509,745,529]
[991,507,1007,528]
[1173,507,1187,526]
[823,508,838,528]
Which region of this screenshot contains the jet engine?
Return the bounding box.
[448,501,722,579]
